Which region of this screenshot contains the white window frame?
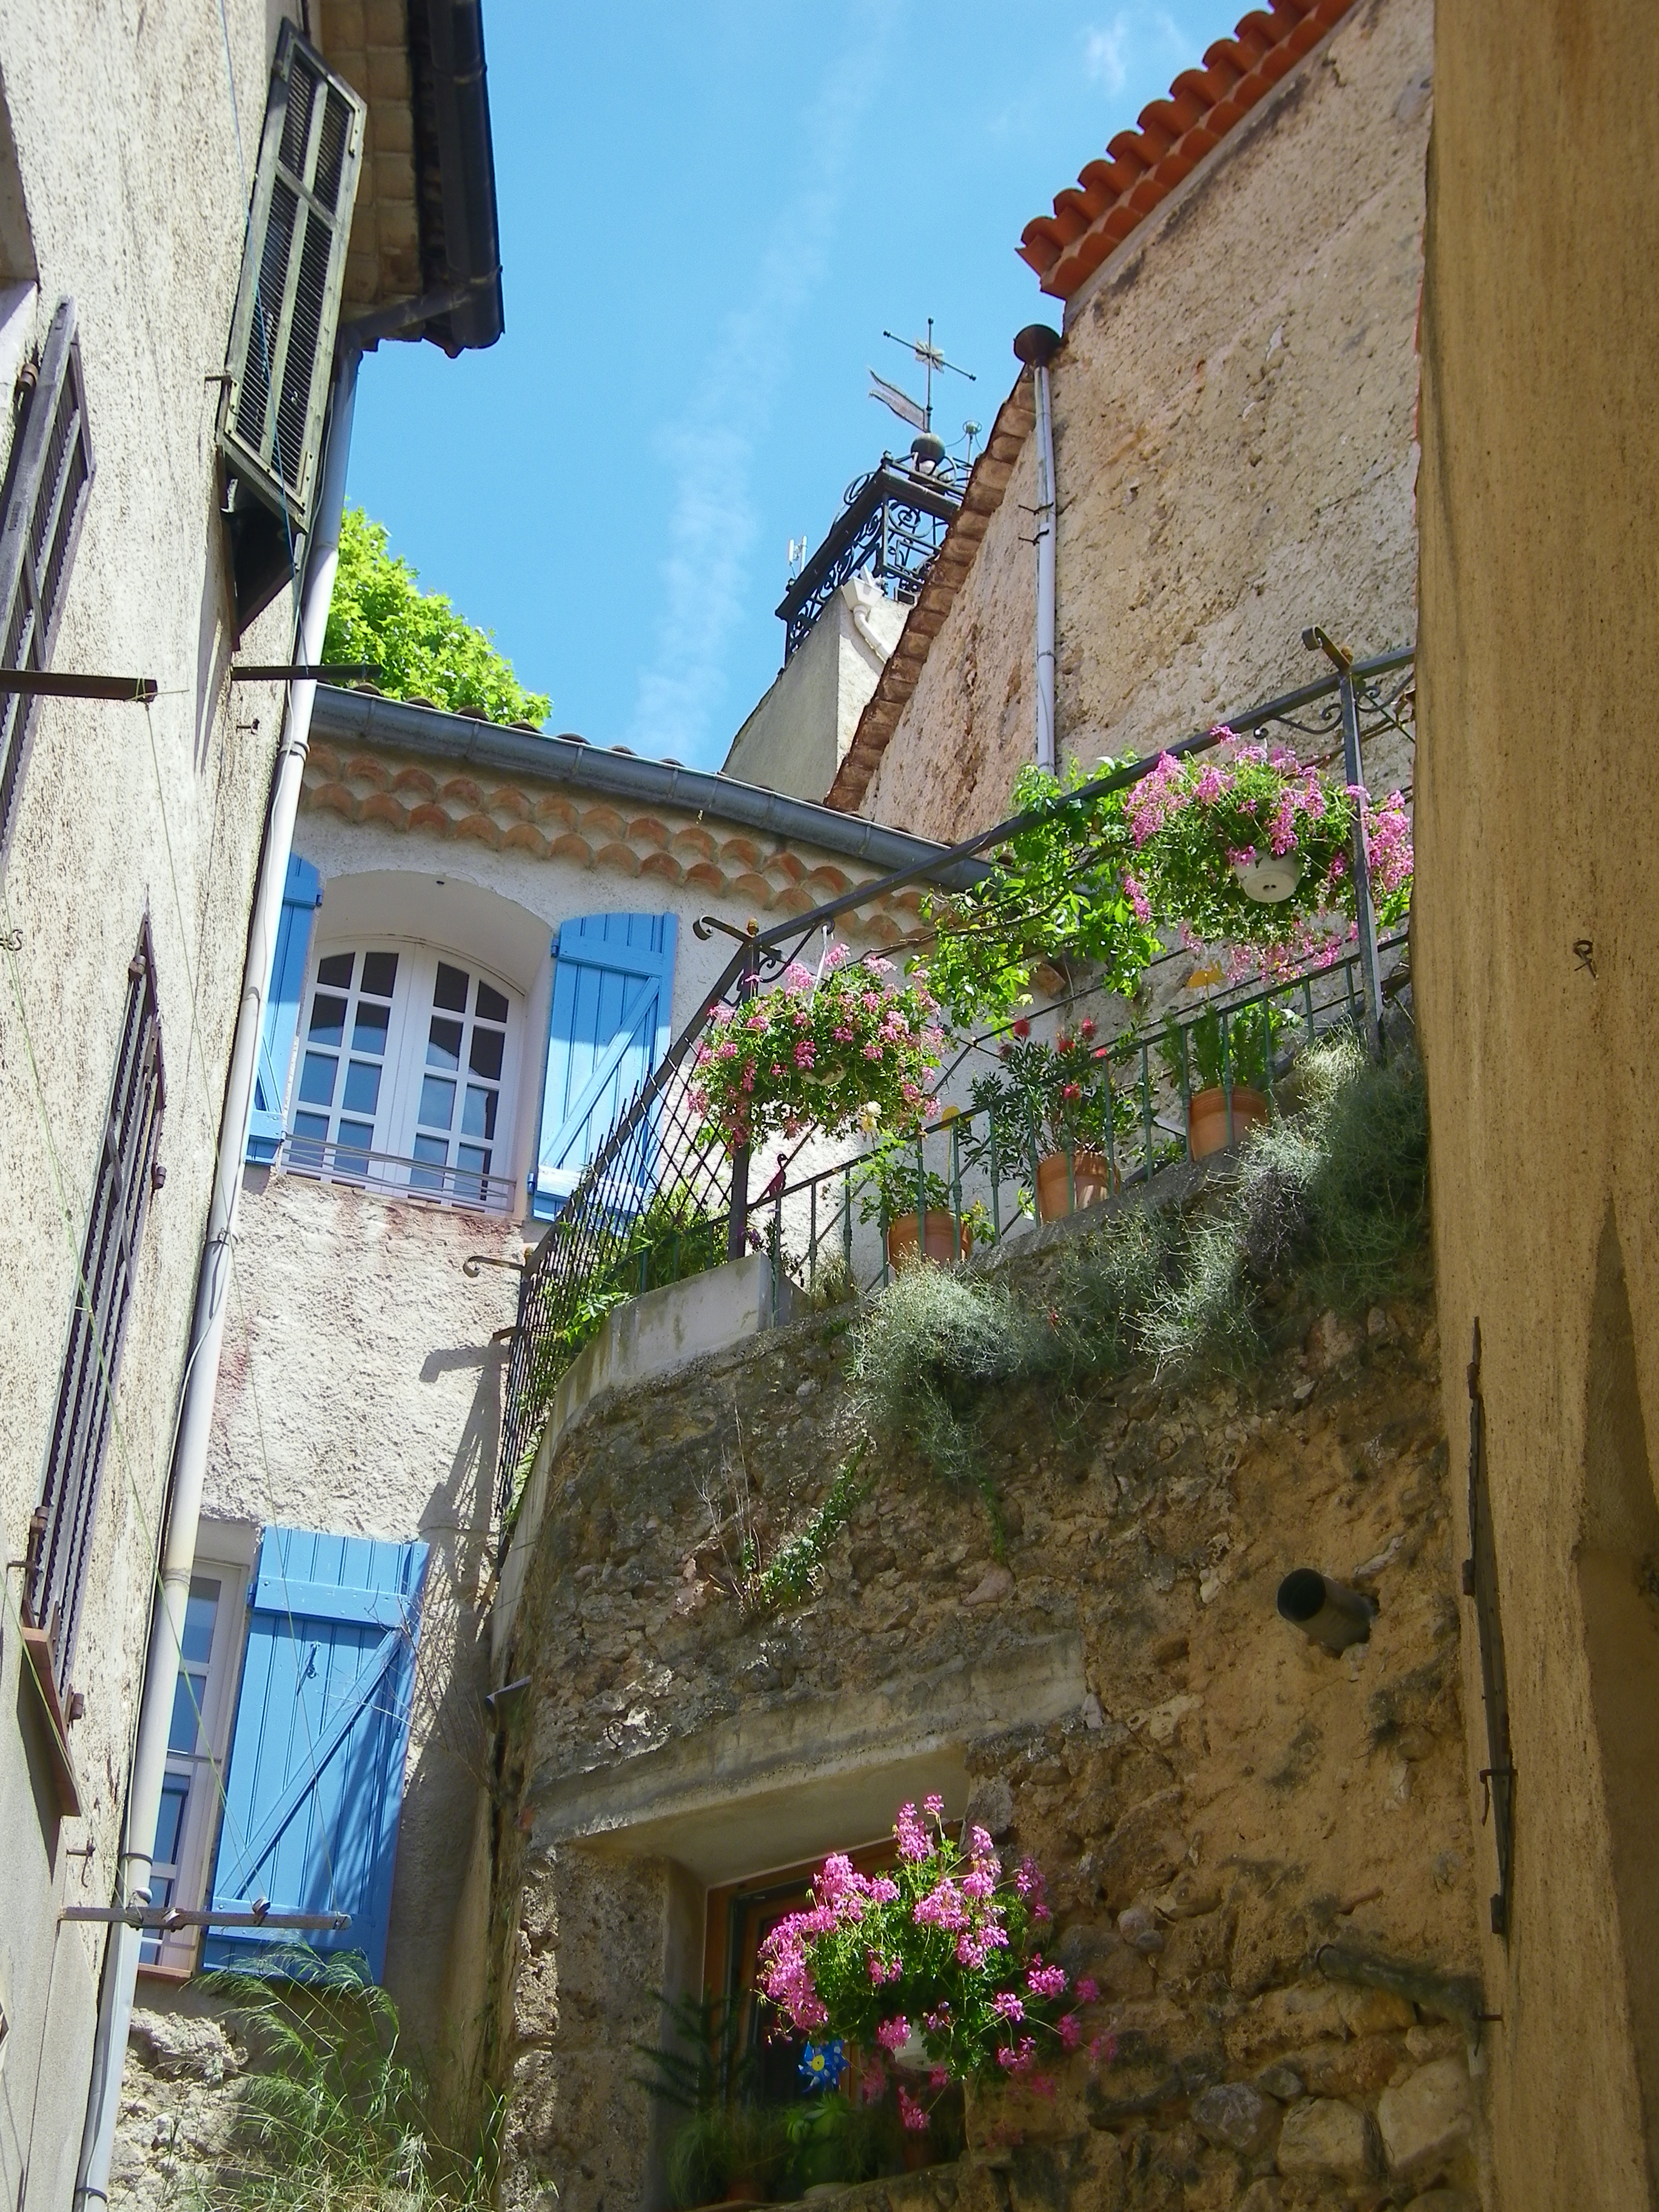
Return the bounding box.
[138,1543,253,1979]
[284,938,523,1213]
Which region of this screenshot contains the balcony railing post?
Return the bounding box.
[1337,663,1385,1059]
[726,932,760,1260]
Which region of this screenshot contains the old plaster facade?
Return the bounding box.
[1413,2,1659,2207]
[832,0,1431,843]
[0,9,301,2200]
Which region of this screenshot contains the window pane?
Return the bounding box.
[153,1774,190,1868]
[468,1027,504,1081]
[411,1133,447,1191]
[426,1017,463,1071]
[292,1111,328,1144]
[342,1059,381,1114]
[181,1581,220,1665]
[316,952,354,988]
[475,980,509,1024]
[337,1119,374,1161]
[418,1074,456,1129]
[360,951,398,999]
[457,1144,491,1178]
[461,1085,497,1140]
[352,1000,390,1051]
[168,1672,202,1755]
[298,1051,337,1106]
[308,993,347,1046]
[433,962,469,1012]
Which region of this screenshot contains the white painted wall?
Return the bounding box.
[722,580,907,803]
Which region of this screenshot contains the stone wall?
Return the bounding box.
[1415,2,1659,2205]
[854,0,1432,843]
[481,1221,1489,2211]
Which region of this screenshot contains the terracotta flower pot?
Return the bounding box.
[1034,1149,1118,1221]
[1187,1084,1270,1159]
[886,1210,972,1269]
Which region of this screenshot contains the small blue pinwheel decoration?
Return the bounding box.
[799,2039,847,2091]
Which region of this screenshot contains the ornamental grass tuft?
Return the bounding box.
[851,1035,1428,1483]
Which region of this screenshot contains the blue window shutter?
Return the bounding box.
[531,912,677,1219]
[246,854,322,1163]
[203,1525,429,1981]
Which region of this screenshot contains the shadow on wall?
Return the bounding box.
[383,1336,508,2070]
[1577,1207,1659,2179]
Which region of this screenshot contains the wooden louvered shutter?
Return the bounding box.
[246,853,322,1162]
[216,23,364,628]
[531,914,678,1219]
[204,1527,429,1983]
[0,297,94,857]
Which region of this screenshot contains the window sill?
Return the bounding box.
[136,1959,196,1986]
[19,1625,83,1819]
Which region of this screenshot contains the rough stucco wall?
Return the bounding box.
[1413,4,1659,2208]
[480,1233,1488,2212]
[0,7,297,2205]
[857,0,1430,844]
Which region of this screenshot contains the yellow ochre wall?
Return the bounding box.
[1415,4,1659,2206]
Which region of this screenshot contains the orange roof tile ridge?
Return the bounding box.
[1017,0,1355,300]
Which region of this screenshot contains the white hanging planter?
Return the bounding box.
[891,2028,930,2073]
[1232,851,1303,903]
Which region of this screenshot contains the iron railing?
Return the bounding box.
[493,635,1416,1520]
[277,1133,518,1216]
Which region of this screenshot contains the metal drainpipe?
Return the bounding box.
[72,344,361,2211]
[1014,324,1062,773]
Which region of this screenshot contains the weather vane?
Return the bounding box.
[868,317,976,435]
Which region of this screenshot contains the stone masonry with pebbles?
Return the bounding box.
[480,1224,1490,2212]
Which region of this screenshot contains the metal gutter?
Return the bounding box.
[309,686,990,888]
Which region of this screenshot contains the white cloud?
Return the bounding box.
[1084,8,1188,101]
[626,16,886,768]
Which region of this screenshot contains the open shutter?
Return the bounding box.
[531,913,677,1219]
[0,297,94,857]
[246,853,322,1162]
[204,1526,428,1982]
[215,23,364,629]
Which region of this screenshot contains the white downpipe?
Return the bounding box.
[73,347,360,2209]
[1032,358,1057,774]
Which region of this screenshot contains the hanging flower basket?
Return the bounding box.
[689,948,945,1155]
[1123,729,1412,960]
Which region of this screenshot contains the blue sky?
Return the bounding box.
[345,1,1239,770]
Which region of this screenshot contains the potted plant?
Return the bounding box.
[664,2103,786,2208]
[756,1798,1102,2137]
[1156,1000,1301,1159]
[1122,730,1413,967]
[689,946,945,1156]
[852,1141,987,1270]
[634,1992,786,2208]
[964,1017,1134,1221]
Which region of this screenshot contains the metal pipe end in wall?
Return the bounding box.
[1276,1568,1378,1654]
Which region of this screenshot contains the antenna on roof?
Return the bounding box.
[962,418,982,464]
[786,535,808,581]
[868,317,975,432]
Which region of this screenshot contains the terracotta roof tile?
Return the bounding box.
[1018,0,1354,300]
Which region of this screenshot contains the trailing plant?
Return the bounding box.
[917,761,1162,1028]
[323,509,549,726]
[690,947,945,1155]
[190,1956,497,2211]
[757,1798,1099,2117]
[1124,731,1412,973]
[744,1443,874,1615]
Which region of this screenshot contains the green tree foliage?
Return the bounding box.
[323,509,549,726]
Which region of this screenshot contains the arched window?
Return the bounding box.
[287,944,521,1210]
